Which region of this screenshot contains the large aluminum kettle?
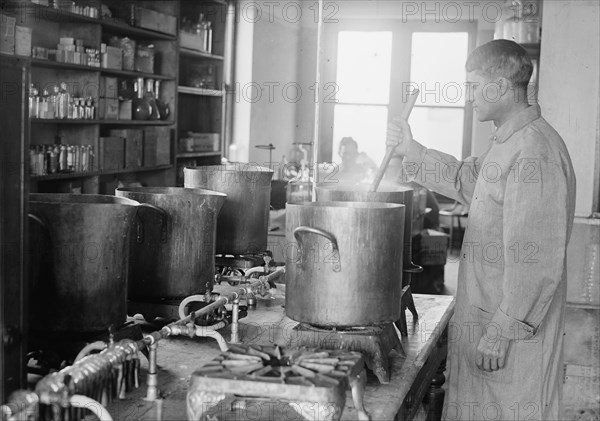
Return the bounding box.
[28,193,139,333]
[285,201,405,328]
[115,187,226,302]
[316,182,416,279]
[184,164,273,255]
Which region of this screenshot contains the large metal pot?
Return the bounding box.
[28,194,139,333]
[316,182,414,275]
[115,187,226,301]
[285,201,405,327]
[184,164,274,254]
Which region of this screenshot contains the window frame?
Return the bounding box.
[319,20,477,162]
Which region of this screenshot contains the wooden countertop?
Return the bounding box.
[107,292,455,420]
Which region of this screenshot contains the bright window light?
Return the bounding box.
[411,32,469,107]
[336,31,393,104]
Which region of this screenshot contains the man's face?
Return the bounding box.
[466,71,502,122]
[339,144,358,163]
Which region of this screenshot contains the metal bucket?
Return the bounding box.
[115,187,226,301]
[28,193,139,333]
[316,182,414,275]
[285,201,405,327]
[183,164,274,255]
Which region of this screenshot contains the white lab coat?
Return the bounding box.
[403,105,576,420]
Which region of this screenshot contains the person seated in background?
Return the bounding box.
[336,137,378,184]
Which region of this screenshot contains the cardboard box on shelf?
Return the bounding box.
[102,46,122,70]
[100,77,118,99]
[15,26,32,57]
[413,229,450,266]
[143,127,170,167]
[99,137,125,171]
[1,14,16,55]
[188,132,220,152]
[98,98,119,120]
[134,7,177,36]
[118,100,132,120]
[110,129,143,169]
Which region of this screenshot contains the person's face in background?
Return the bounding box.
[339,143,358,166]
[467,70,500,123]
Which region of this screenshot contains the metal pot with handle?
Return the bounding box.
[184,164,273,254]
[285,201,405,328]
[115,187,226,302]
[316,182,419,281]
[28,193,140,333]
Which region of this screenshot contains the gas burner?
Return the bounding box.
[187,344,370,421]
[215,251,275,277]
[288,322,403,384]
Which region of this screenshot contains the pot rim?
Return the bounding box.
[288,201,405,210]
[183,163,273,174]
[316,182,413,194]
[29,193,140,207]
[115,186,227,198]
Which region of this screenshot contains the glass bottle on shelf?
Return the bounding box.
[40,89,49,119]
[195,13,207,51]
[205,20,212,53]
[57,82,70,119]
[153,80,170,121]
[29,84,38,119]
[144,78,160,120]
[133,77,152,120]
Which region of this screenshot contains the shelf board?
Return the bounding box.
[30,118,98,124]
[31,119,174,125]
[520,43,541,56]
[3,2,101,25]
[31,58,100,72]
[178,86,223,97]
[100,68,175,81]
[101,19,177,41]
[179,48,224,61]
[99,119,174,126]
[176,151,221,159]
[31,164,173,181]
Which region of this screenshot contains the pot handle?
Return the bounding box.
[293,226,341,272]
[28,213,47,230]
[403,262,423,274]
[135,203,168,244]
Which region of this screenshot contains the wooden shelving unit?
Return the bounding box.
[176,0,234,185]
[2,0,235,192]
[2,0,181,194]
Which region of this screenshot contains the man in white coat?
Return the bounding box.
[387,40,576,420]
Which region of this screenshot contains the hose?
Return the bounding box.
[69,394,113,421]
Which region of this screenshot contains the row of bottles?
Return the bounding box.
[30,144,94,176]
[181,13,213,53]
[29,83,96,120]
[133,78,170,121]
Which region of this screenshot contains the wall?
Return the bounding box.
[231,0,313,168]
[538,0,600,217]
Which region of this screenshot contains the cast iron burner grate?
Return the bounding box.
[187,344,370,421]
[287,322,403,384]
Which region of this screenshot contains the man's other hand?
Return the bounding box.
[476,336,511,372]
[386,117,413,156]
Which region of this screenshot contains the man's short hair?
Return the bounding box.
[466,39,533,90]
[339,137,358,151]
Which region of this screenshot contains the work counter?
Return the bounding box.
[106,292,455,421]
